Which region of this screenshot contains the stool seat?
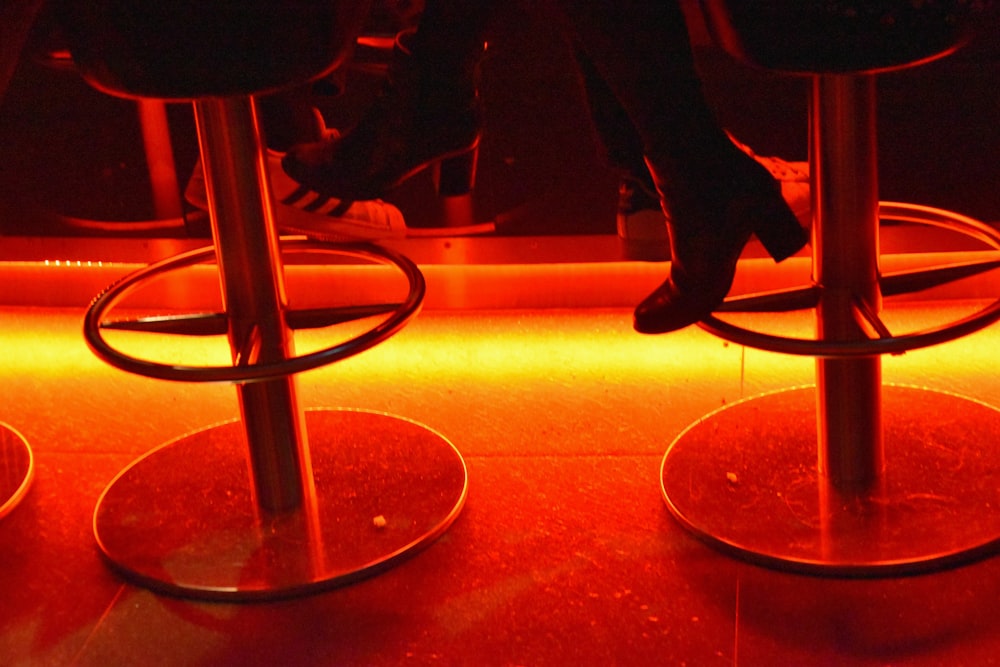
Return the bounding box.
[58,0,368,99]
[701,0,975,73]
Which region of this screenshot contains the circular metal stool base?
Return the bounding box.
[661,386,1000,577]
[0,423,33,519]
[94,409,468,600]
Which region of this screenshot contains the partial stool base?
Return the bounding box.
[95,409,468,600]
[661,386,1000,577]
[0,423,33,519]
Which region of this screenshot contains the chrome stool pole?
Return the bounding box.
[194,96,313,514]
[812,74,884,499]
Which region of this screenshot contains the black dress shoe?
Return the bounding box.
[634,146,809,334]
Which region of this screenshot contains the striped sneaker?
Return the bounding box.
[185,148,407,242]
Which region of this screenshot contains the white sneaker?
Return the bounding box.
[725,131,811,227]
[185,148,407,241]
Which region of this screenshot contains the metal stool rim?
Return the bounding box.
[83,240,424,383]
[0,421,34,520]
[699,202,1000,357]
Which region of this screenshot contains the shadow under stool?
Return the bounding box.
[58,0,467,600]
[660,1,1000,576]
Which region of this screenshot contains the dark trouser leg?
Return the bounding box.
[573,47,649,181]
[550,0,807,333]
[551,0,730,161]
[409,0,496,74]
[282,0,498,199]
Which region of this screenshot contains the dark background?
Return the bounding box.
[1,2,998,239]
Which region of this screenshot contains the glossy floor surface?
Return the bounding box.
[1,296,998,666]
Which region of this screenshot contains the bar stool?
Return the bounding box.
[0,423,33,520]
[58,0,467,600]
[660,1,1000,575]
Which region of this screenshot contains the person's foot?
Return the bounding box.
[634,141,809,334]
[184,148,407,241]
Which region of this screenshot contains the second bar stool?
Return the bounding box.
[660,1,1000,576]
[59,0,467,600]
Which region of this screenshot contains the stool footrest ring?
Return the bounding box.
[84,240,424,383]
[701,202,1000,357]
[0,423,33,520]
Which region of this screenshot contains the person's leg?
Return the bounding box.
[573,47,647,181]
[553,0,808,332]
[573,47,667,245]
[554,0,723,161]
[407,0,492,86]
[283,0,496,200]
[258,84,330,152]
[576,40,811,255]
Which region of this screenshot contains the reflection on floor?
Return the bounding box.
[1,295,998,666]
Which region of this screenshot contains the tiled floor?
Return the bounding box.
[1,292,998,666]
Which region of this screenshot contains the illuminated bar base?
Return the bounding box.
[0,424,32,519]
[94,409,467,600]
[661,385,1000,576]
